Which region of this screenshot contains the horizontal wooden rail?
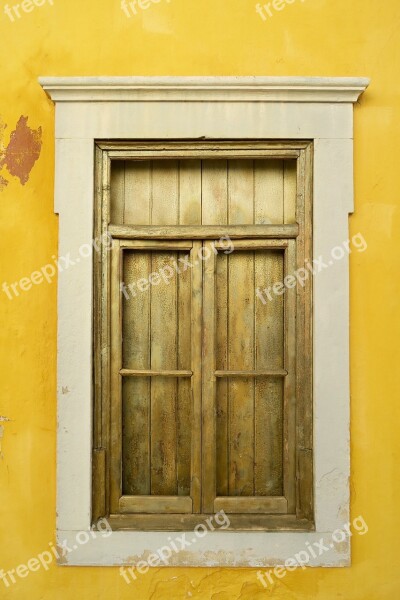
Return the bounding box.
[109,224,299,240]
[108,513,314,531]
[119,495,193,514]
[214,496,288,514]
[214,239,289,250]
[105,146,302,159]
[119,240,193,250]
[120,369,192,377]
[214,369,288,377]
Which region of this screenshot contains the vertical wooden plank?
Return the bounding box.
[122,251,151,495]
[255,379,284,496]
[110,239,122,512]
[254,160,284,225]
[177,160,202,496]
[255,251,284,371]
[254,250,285,496]
[100,150,112,515]
[202,160,229,503]
[151,160,179,225]
[92,448,106,521]
[122,378,150,495]
[177,250,192,496]
[124,160,151,224]
[284,241,297,511]
[179,160,202,225]
[150,162,180,494]
[178,161,201,501]
[202,242,216,512]
[191,242,203,511]
[227,251,255,496]
[150,252,178,495]
[284,160,297,224]
[296,145,314,520]
[202,160,228,225]
[227,159,254,225]
[215,252,228,496]
[110,161,125,224]
[227,162,255,496]
[122,251,151,370]
[202,159,228,506]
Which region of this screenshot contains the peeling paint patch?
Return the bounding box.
[0,174,8,190]
[0,116,42,185]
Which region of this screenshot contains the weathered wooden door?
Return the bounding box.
[96,143,312,529]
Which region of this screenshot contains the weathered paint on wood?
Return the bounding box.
[95,143,313,530]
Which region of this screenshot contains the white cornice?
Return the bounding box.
[39,76,370,103]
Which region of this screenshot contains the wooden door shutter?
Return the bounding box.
[93,142,313,531]
[110,239,202,515]
[202,239,297,515]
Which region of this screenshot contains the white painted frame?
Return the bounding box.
[39,76,369,567]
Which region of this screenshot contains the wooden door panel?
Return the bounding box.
[122,250,191,371]
[254,377,284,496]
[201,160,228,225]
[122,377,150,495]
[112,241,200,514]
[122,375,192,498]
[211,246,289,513]
[110,158,297,227]
[121,249,192,497]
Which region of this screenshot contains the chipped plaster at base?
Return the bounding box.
[39,76,370,567]
[57,530,350,567]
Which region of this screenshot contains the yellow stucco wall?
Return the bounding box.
[0,0,399,597]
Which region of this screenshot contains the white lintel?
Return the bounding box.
[39,76,369,103]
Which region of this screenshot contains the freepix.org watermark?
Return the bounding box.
[0,519,112,588]
[256,232,368,305]
[1,232,113,300]
[3,0,54,22]
[256,0,306,21]
[120,510,230,583]
[120,235,234,301]
[257,515,368,589]
[121,0,171,18]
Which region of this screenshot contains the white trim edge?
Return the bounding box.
[39,76,369,102]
